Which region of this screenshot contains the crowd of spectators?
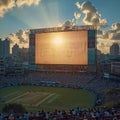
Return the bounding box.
[0,71,120,93]
[0,106,120,120]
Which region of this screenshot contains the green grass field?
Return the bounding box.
[0,86,96,112]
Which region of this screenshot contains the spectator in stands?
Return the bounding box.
[8,113,15,120]
[0,113,2,120]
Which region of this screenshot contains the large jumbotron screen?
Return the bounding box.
[35,31,88,65]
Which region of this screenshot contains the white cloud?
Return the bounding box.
[75,1,107,27]
[16,0,40,7]
[74,12,81,19]
[98,22,120,41]
[8,29,29,51]
[61,20,74,29]
[9,33,19,44]
[97,30,109,40]
[58,20,75,30]
[16,29,29,44]
[111,23,120,30]
[0,0,15,17]
[109,31,120,40]
[75,2,81,9]
[0,0,41,17]
[97,41,112,54]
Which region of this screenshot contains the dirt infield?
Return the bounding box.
[6,92,56,107]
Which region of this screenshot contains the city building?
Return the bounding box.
[12,43,19,57]
[0,58,5,75]
[12,44,29,62]
[0,38,10,58]
[111,62,120,76]
[0,38,4,57]
[110,43,119,57]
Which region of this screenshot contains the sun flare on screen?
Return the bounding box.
[54,36,63,45]
[35,31,88,65]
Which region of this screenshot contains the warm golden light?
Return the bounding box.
[35,31,88,65]
[54,37,62,45]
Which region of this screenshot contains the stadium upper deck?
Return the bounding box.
[30,25,96,33]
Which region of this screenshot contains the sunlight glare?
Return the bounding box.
[54,36,63,45]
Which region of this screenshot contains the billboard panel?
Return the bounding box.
[88,48,95,64]
[29,34,35,64]
[35,31,88,65]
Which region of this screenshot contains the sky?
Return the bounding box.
[0,0,120,54]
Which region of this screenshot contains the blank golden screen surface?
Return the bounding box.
[35,31,88,65]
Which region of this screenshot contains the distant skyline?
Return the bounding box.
[0,0,120,54]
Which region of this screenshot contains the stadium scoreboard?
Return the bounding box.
[29,26,97,72]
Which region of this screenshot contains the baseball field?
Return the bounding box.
[0,86,96,112]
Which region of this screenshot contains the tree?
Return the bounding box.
[105,88,120,107]
[2,103,26,114]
